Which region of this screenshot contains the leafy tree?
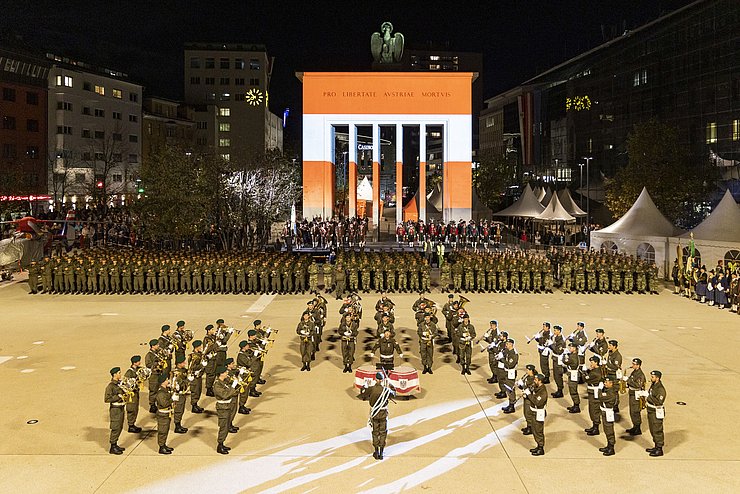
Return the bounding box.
[473,151,518,211]
[605,119,713,223]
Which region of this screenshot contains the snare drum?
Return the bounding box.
[353,365,420,396]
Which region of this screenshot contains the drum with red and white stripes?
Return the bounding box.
[354,365,420,396]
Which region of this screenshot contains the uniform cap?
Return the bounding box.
[192,340,203,348]
[225,358,234,365]
[589,356,600,363]
[161,324,170,332]
[175,355,186,364]
[254,320,262,326]
[577,322,585,328]
[149,339,159,347]
[632,358,642,365]
[216,318,225,324]
[177,320,185,327]
[216,366,228,375]
[500,331,508,338]
[205,324,214,331]
[239,340,248,348]
[247,330,257,337]
[448,294,454,298]
[651,370,662,378]
[595,328,605,334]
[375,372,384,380]
[608,340,618,347]
[535,373,545,381]
[543,322,551,328]
[463,314,470,320]
[604,376,613,383]
[110,366,120,375]
[525,364,536,371]
[506,338,515,344]
[490,320,497,325]
[553,325,562,331]
[130,355,141,364]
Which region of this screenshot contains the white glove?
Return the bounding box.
[621,376,628,381]
[523,388,531,396]
[231,379,239,389]
[187,375,194,382]
[399,353,405,359]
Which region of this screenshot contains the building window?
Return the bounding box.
[26,119,39,132]
[205,58,215,69]
[57,125,73,135]
[219,138,230,147]
[95,108,105,118]
[196,137,208,146]
[94,85,105,95]
[220,153,230,161]
[220,77,230,85]
[220,58,229,69]
[129,114,138,123]
[56,75,73,87]
[196,121,208,129]
[58,101,73,111]
[83,81,92,91]
[2,116,16,129]
[190,57,200,69]
[633,72,640,87]
[219,108,230,117]
[129,134,139,143]
[641,70,648,85]
[112,111,122,120]
[112,133,122,141]
[190,76,201,84]
[485,116,494,128]
[26,146,39,159]
[636,243,655,264]
[129,93,138,103]
[94,130,105,139]
[733,120,739,141]
[26,92,39,105]
[112,153,122,162]
[249,59,260,70]
[166,127,176,137]
[112,173,123,182]
[82,152,92,161]
[112,88,122,99]
[205,77,215,85]
[219,122,231,132]
[2,144,17,158]
[128,154,138,163]
[235,58,245,70]
[235,78,245,86]
[3,87,16,101]
[706,122,717,143]
[220,93,231,101]
[82,106,91,115]
[206,93,216,101]
[249,78,260,86]
[94,152,105,160]
[82,128,91,138]
[75,173,86,183]
[234,93,244,101]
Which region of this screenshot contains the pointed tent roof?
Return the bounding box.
[533,186,542,201]
[493,184,546,218]
[541,187,553,206]
[426,183,443,211]
[536,187,546,203]
[357,176,373,201]
[595,187,683,236]
[557,188,587,217]
[681,189,740,242]
[536,191,576,222]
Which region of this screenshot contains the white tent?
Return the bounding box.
[536,187,546,203]
[536,192,575,222]
[357,176,373,201]
[590,187,684,277]
[493,184,545,218]
[541,187,553,206]
[426,183,443,212]
[557,188,587,217]
[533,186,542,202]
[668,189,740,268]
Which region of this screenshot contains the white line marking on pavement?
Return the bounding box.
[357,479,375,488]
[101,313,119,316]
[0,356,12,365]
[17,356,28,360]
[20,369,35,373]
[32,341,44,345]
[61,366,76,371]
[246,294,276,313]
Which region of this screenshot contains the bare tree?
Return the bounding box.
[80,121,134,202]
[48,150,77,205]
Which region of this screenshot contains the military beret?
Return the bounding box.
[506,338,515,344]
[158,373,168,384]
[525,364,536,371]
[490,320,497,325]
[192,340,203,348]
[177,320,185,327]
[543,322,551,328]
[161,324,170,332]
[651,370,662,378]
[216,365,228,375]
[225,358,234,365]
[589,356,600,363]
[608,340,618,346]
[535,373,545,381]
[595,328,605,334]
[500,331,508,338]
[375,372,384,380]
[247,330,257,336]
[577,322,585,327]
[463,314,470,319]
[448,294,454,298]
[205,324,214,331]
[254,320,262,326]
[238,340,248,348]
[130,355,141,363]
[568,341,577,347]
[175,355,186,364]
[216,318,225,324]
[149,339,159,347]
[553,325,562,331]
[110,366,120,375]
[632,358,642,365]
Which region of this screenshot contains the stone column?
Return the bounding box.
[419,123,427,223]
[395,123,403,225]
[372,124,380,231]
[348,124,357,217]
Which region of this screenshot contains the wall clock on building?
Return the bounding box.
[245,88,264,106]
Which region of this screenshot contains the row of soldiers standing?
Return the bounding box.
[556,250,660,294]
[440,250,554,293]
[104,318,274,455]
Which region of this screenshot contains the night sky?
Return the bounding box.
[2,0,694,144]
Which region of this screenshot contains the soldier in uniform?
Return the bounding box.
[63,259,75,293]
[479,320,501,383]
[86,259,98,293]
[120,263,132,293]
[158,325,174,374]
[624,357,646,436]
[188,340,205,413]
[167,261,179,294]
[145,261,157,293]
[236,340,253,414]
[588,328,608,364]
[439,261,451,292]
[41,257,53,293]
[145,339,161,413]
[457,314,476,375]
[501,338,519,414]
[224,358,240,433]
[235,262,246,294]
[563,342,581,413]
[214,365,237,454]
[518,364,537,436]
[247,263,258,294]
[308,262,319,293]
[525,373,548,456]
[133,261,145,293]
[203,262,214,293]
[104,367,126,454]
[359,371,396,460]
[533,322,552,384]
[155,373,174,454]
[605,340,623,413]
[584,356,603,436]
[371,329,403,369]
[225,262,236,293]
[549,325,566,398]
[74,259,86,293]
[244,330,264,397]
[171,356,189,434]
[297,312,315,371]
[203,324,218,396]
[334,262,347,300]
[339,312,358,373]
[123,356,143,433]
[561,261,572,293]
[598,376,618,456]
[418,313,437,374]
[645,370,666,456]
[27,261,40,294]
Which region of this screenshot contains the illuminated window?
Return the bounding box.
[641,69,648,85]
[235,58,245,70]
[220,93,231,101]
[219,123,231,132]
[220,153,230,161]
[733,120,739,141]
[429,64,441,70]
[219,138,230,147]
[112,88,122,99]
[94,85,105,95]
[706,122,717,143]
[56,75,73,87]
[633,72,640,87]
[219,108,230,117]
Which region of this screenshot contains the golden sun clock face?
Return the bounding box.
[245,88,264,106]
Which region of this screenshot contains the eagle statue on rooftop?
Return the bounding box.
[371,22,404,64]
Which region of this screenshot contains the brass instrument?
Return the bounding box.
[225,368,253,393]
[201,338,219,367]
[135,367,152,387]
[186,351,204,379]
[118,377,138,403]
[619,374,627,394]
[172,328,194,352]
[459,295,470,308]
[153,348,170,373]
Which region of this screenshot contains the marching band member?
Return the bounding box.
[236,340,254,414]
[171,355,189,434]
[525,373,548,456]
[479,320,501,384]
[123,356,143,433]
[104,367,126,455]
[501,338,519,414]
[203,324,218,396]
[297,312,315,371]
[213,366,237,454]
[598,376,618,456]
[371,329,403,369]
[549,325,566,398]
[359,371,396,460]
[457,314,476,375]
[563,342,581,413]
[145,339,162,413]
[518,364,537,436]
[155,373,173,455]
[417,312,438,374]
[624,357,646,436]
[339,312,359,373]
[645,370,667,457]
[188,340,205,413]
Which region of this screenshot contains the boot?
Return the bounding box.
[378,447,384,460]
[646,446,658,453]
[649,447,663,457]
[629,426,642,436]
[551,390,564,398]
[300,363,306,371]
[258,378,266,385]
[567,404,581,414]
[422,367,427,375]
[465,366,472,375]
[174,423,188,434]
[158,446,172,455]
[487,377,495,384]
[529,446,539,453]
[222,443,231,451]
[239,406,251,415]
[460,368,465,375]
[206,388,215,397]
[249,390,262,397]
[229,426,239,433]
[163,445,173,452]
[128,425,142,433]
[373,447,379,460]
[192,405,204,414]
[428,367,433,374]
[599,445,610,452]
[149,404,157,413]
[306,364,311,372]
[521,427,532,435]
[585,425,600,436]
[494,391,506,399]
[503,405,515,414]
[531,446,544,456]
[109,444,123,455]
[602,444,615,456]
[217,443,229,455]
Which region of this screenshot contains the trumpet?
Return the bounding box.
[225,368,253,393]
[619,376,627,394]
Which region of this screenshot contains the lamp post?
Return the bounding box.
[582,156,593,241]
[578,162,584,208]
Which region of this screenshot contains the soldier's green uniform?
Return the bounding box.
[561,262,572,293]
[63,262,75,293]
[420,264,431,292]
[259,264,269,293]
[247,265,258,293]
[372,265,384,292]
[214,264,225,293]
[282,265,293,293]
[171,362,189,432]
[361,263,371,292]
[133,263,145,293]
[525,378,548,454]
[203,264,213,293]
[359,379,395,460]
[599,380,618,454]
[86,262,98,293]
[157,263,168,293]
[235,264,246,293]
[180,262,192,293]
[168,264,179,293]
[418,318,436,372]
[225,264,236,293]
[338,315,357,370]
[52,260,63,292]
[192,263,203,293]
[145,262,157,292]
[41,259,53,293]
[121,265,132,293]
[74,261,86,293]
[563,347,581,410]
[457,320,476,373]
[235,343,253,412]
[294,263,306,293]
[502,344,519,410]
[646,372,666,454]
[123,362,141,430]
[584,359,603,434]
[348,264,359,292]
[385,265,396,293]
[307,262,319,293]
[598,261,609,293]
[99,262,110,293]
[104,370,126,453]
[188,344,204,412]
[27,262,40,294]
[625,363,646,434]
[397,264,407,293]
[109,262,121,293]
[463,262,474,292]
[214,372,237,452]
[636,263,647,293]
[439,263,451,292]
[451,263,463,292]
[550,330,566,394]
[334,264,347,299]
[155,378,173,450]
[574,263,585,293]
[270,266,281,293]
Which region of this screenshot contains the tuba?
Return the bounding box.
[459,295,470,308]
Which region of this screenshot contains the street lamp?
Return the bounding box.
[578,162,584,208]
[582,156,593,239]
